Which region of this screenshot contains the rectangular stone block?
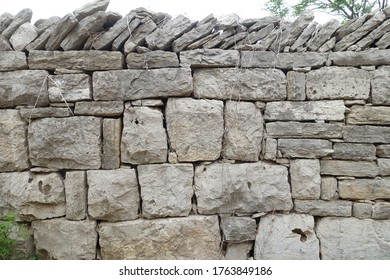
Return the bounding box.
[332,143,376,160]
[166,98,224,162]
[48,74,92,102]
[220,217,257,242]
[193,68,286,101]
[19,107,72,119]
[93,68,193,101]
[339,178,390,200]
[266,122,344,139]
[347,105,390,124]
[137,164,194,218]
[65,171,87,220]
[264,101,345,121]
[321,176,339,201]
[263,137,277,161]
[290,159,321,199]
[377,145,390,157]
[98,216,222,259]
[74,101,124,116]
[371,66,390,104]
[372,202,390,219]
[321,160,378,177]
[287,71,306,100]
[294,200,352,217]
[28,116,101,169]
[0,51,27,71]
[353,202,372,219]
[343,125,390,143]
[194,162,293,214]
[330,49,390,66]
[306,67,370,100]
[180,49,239,67]
[126,51,179,69]
[28,50,124,71]
[0,70,49,108]
[278,139,333,158]
[102,118,121,169]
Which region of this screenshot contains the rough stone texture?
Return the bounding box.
[101,118,121,170]
[45,14,78,51]
[254,214,320,260]
[19,107,72,119]
[0,35,12,51]
[87,168,139,222]
[29,51,123,71]
[121,105,167,164]
[93,68,192,101]
[25,24,55,51]
[28,117,101,169]
[0,110,29,171]
[9,23,38,51]
[73,0,109,20]
[278,139,333,158]
[266,122,343,139]
[357,19,390,49]
[320,160,378,177]
[316,217,390,259]
[376,31,390,48]
[48,74,91,102]
[180,49,239,67]
[91,15,131,50]
[294,200,352,217]
[372,202,390,219]
[74,101,123,116]
[338,178,390,200]
[291,22,318,51]
[347,105,390,124]
[220,217,256,241]
[225,242,253,260]
[287,71,306,100]
[377,145,390,157]
[332,143,376,160]
[193,68,286,101]
[371,66,390,105]
[343,125,390,143]
[330,49,390,66]
[166,98,224,162]
[64,171,87,220]
[0,13,14,34]
[112,18,141,51]
[306,67,370,100]
[98,215,222,259]
[1,9,32,39]
[353,202,372,219]
[124,18,157,53]
[264,101,345,121]
[290,159,321,199]
[0,172,65,221]
[126,51,179,69]
[32,219,97,259]
[137,164,194,218]
[263,138,277,161]
[223,101,263,161]
[321,177,339,201]
[194,162,292,214]
[307,19,340,51]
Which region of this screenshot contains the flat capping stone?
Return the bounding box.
[330,49,390,66]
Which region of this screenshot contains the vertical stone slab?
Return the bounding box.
[65,171,87,220]
[290,159,321,199]
[287,71,306,100]
[371,66,390,105]
[102,118,121,169]
[263,138,277,161]
[321,176,338,201]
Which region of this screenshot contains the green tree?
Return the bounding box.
[0,212,29,259]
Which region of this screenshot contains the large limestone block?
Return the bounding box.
[254,214,320,260]
[194,162,293,214]
[371,66,390,105]
[294,200,352,217]
[98,216,222,259]
[332,143,376,160]
[0,110,29,171]
[347,105,390,124]
[372,202,390,219]
[0,70,49,108]
[87,168,139,222]
[180,49,239,67]
[278,139,333,158]
[266,122,343,139]
[102,118,121,169]
[290,159,321,199]
[223,101,263,161]
[339,178,390,200]
[306,67,370,100]
[74,101,124,116]
[124,18,157,54]
[344,125,390,143]
[93,68,193,101]
[193,68,287,101]
[0,51,27,71]
[307,19,340,51]
[378,158,390,176]
[0,172,65,221]
[264,101,345,121]
[316,217,390,259]
[331,49,390,66]
[19,107,72,119]
[73,0,109,20]
[126,51,179,69]
[28,117,101,169]
[137,164,194,218]
[64,171,87,220]
[48,74,91,102]
[166,98,224,162]
[320,160,378,177]
[121,105,167,164]
[220,217,257,242]
[32,219,97,260]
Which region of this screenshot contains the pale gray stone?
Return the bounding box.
[372,202,390,219]
[332,143,376,160]
[306,67,370,100]
[0,13,14,34]
[353,202,372,219]
[371,66,390,105]
[290,22,318,51]
[28,117,101,169]
[290,159,321,199]
[102,118,121,169]
[240,51,275,68]
[223,101,263,161]
[65,171,87,220]
[378,158,390,176]
[1,9,32,39]
[331,49,390,66]
[45,14,78,51]
[343,125,390,143]
[126,51,179,69]
[73,0,109,20]
[278,139,333,158]
[316,217,390,259]
[321,160,378,177]
[48,74,91,102]
[194,162,292,214]
[225,242,253,260]
[287,71,305,100]
[25,23,56,51]
[347,105,390,124]
[19,107,72,119]
[98,216,222,259]
[377,145,390,157]
[321,176,339,201]
[376,31,390,48]
[263,138,277,161]
[294,200,352,217]
[286,11,315,46]
[254,213,319,260]
[32,219,97,259]
[166,98,224,162]
[0,51,27,71]
[220,217,256,241]
[318,37,336,52]
[121,105,167,164]
[112,18,141,51]
[339,178,390,200]
[356,18,390,49]
[193,68,286,101]
[0,35,12,51]
[307,19,340,51]
[219,32,247,49]
[264,101,345,121]
[9,23,38,51]
[0,70,49,108]
[93,68,192,101]
[87,168,139,222]
[74,101,123,116]
[124,18,157,53]
[180,49,239,67]
[137,164,194,218]
[266,122,344,139]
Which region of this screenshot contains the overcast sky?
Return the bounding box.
[1,0,335,24]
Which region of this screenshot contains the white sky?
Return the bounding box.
[0,0,336,24]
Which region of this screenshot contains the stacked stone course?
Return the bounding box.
[0,0,390,260]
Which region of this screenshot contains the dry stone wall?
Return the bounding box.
[1,0,390,260]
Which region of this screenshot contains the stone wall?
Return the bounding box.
[0,0,390,260]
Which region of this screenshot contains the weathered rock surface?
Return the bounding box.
[330,49,390,66]
[377,145,390,157]
[121,105,167,164]
[225,242,253,260]
[291,22,318,51]
[98,216,222,259]
[91,15,130,50]
[102,118,121,169]
[74,101,123,116]
[166,98,224,162]
[87,168,139,222]
[9,23,38,51]
[343,125,390,143]
[321,160,378,177]
[347,105,390,124]
[357,19,390,49]
[0,13,14,34]
[19,107,72,119]
[290,159,321,199]
[126,51,179,69]
[294,200,352,217]
[1,9,32,39]
[137,164,194,218]
[25,24,56,51]
[332,143,376,160]
[28,117,101,169]
[266,122,343,139]
[316,217,390,259]
[254,214,320,260]
[307,19,340,51]
[338,178,390,200]
[194,162,292,214]
[278,139,333,158]
[371,66,390,104]
[220,217,257,241]
[372,202,390,219]
[64,171,87,220]
[124,18,157,53]
[32,219,97,259]
[48,74,91,102]
[73,0,109,20]
[0,35,12,51]
[287,71,306,100]
[45,14,78,50]
[321,176,339,201]
[353,202,372,219]
[180,49,239,67]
